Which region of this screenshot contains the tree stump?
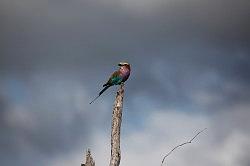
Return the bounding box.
[81,149,95,166]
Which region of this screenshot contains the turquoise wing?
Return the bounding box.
[107,71,122,85]
[111,76,123,85]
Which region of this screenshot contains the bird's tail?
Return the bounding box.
[99,85,111,96]
[103,83,108,87]
[89,85,111,104]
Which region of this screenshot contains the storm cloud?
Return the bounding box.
[0,0,250,165]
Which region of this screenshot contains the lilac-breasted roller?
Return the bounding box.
[89,62,131,104]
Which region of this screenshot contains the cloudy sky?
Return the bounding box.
[0,0,250,165]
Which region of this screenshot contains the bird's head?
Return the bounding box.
[118,62,130,66]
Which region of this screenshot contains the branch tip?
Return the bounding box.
[161,128,207,166]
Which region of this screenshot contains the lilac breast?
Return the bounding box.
[120,67,130,82]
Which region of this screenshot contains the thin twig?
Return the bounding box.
[161,128,207,166]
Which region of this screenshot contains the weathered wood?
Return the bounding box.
[109,84,124,166]
[81,149,95,166]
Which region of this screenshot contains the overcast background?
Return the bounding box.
[0,0,250,165]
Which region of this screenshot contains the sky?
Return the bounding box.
[0,0,250,165]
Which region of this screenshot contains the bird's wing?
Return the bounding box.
[104,71,121,86]
[103,71,118,86]
[110,70,120,78]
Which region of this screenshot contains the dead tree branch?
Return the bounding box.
[83,84,205,166]
[161,128,207,166]
[81,149,95,166]
[109,84,124,166]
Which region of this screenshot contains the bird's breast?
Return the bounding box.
[119,66,130,82]
[120,70,130,82]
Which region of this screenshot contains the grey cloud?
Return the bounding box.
[1,0,250,70]
[0,76,103,166]
[0,0,250,165]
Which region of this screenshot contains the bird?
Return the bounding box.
[89,62,131,104]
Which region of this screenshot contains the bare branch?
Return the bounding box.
[161,128,207,166]
[109,84,125,166]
